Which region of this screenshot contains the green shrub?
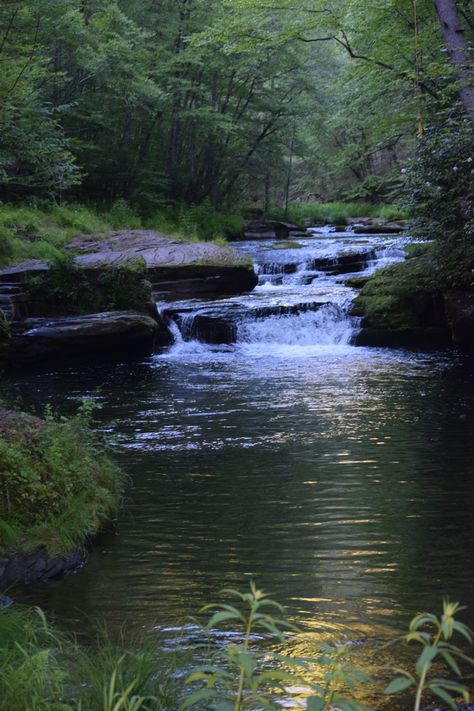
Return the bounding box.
[404,115,473,247]
[106,199,142,230]
[0,591,472,710]
[145,203,243,242]
[26,255,153,316]
[0,607,177,711]
[0,402,123,555]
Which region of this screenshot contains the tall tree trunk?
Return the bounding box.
[433,0,474,124]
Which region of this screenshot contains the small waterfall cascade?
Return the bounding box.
[159,228,408,353]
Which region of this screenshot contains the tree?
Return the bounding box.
[433,0,474,124]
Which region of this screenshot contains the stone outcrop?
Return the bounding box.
[351,258,452,348]
[0,406,43,438]
[0,232,258,363]
[9,311,163,363]
[66,230,258,296]
[0,308,10,362]
[347,218,408,234]
[237,220,308,241]
[0,548,86,586]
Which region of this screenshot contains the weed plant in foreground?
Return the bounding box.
[0,585,472,709]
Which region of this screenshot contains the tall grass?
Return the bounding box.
[268,202,409,226]
[0,200,242,267]
[0,607,178,711]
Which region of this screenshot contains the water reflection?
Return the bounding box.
[3,347,472,648]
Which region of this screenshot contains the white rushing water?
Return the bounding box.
[159,227,412,358]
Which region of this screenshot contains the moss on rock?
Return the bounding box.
[351,257,451,347]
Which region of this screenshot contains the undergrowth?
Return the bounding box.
[0,401,123,556]
[267,202,408,226]
[0,606,178,711]
[0,200,243,266]
[0,586,472,710]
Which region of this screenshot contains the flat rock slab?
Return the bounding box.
[67,230,251,268]
[10,311,161,361]
[0,231,258,298]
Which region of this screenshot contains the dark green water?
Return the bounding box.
[3,230,474,705]
[6,347,474,648]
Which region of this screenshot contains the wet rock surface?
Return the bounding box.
[9,311,162,362]
[0,548,86,586]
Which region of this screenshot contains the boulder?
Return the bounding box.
[351,258,451,348]
[238,220,307,241]
[0,548,86,586]
[10,311,163,362]
[0,406,43,439]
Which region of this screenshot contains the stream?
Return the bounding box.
[4,227,474,704]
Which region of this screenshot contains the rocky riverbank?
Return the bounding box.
[0,231,258,365]
[350,252,474,350]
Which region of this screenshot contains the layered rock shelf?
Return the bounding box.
[0,231,258,364]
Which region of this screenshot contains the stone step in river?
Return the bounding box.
[159,227,411,350]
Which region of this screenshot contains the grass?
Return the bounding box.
[267,201,409,226]
[0,589,472,710]
[0,606,178,711]
[0,200,243,267]
[0,402,123,556]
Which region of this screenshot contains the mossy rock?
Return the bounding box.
[351,258,451,346]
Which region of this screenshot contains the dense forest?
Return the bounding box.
[1,3,474,710]
[0,0,472,217]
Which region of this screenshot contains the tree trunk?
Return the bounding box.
[433,0,474,124]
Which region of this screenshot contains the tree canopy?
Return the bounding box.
[0,0,472,209]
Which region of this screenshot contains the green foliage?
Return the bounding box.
[0,607,178,711]
[0,203,111,266]
[0,592,473,709]
[384,599,474,710]
[404,116,474,246]
[182,582,371,710]
[351,257,441,330]
[0,401,123,555]
[268,202,408,226]
[26,255,153,316]
[106,200,142,230]
[145,204,243,242]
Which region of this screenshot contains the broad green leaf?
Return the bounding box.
[383,676,413,694]
[235,652,258,677]
[416,645,437,676]
[207,610,243,628]
[441,651,461,676]
[306,697,325,711]
[180,687,219,709]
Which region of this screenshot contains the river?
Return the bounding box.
[5,227,474,705]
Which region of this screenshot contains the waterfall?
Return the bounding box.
[156,229,410,357]
[237,302,358,347]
